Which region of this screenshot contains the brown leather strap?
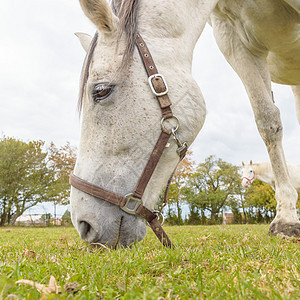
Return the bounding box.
[69,173,175,248]
[132,131,171,199]
[70,173,126,207]
[136,33,173,119]
[148,218,173,248]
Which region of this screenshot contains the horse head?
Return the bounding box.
[70,0,206,248]
[241,160,255,188]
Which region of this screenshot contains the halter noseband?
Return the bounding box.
[242,172,255,186]
[70,33,188,248]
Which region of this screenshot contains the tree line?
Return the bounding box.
[159,153,299,225]
[1,136,298,226]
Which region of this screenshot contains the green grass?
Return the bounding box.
[0,225,299,299]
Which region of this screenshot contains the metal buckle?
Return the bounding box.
[176,142,188,156]
[122,194,142,215]
[148,74,168,96]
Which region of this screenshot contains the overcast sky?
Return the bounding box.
[1,1,299,181]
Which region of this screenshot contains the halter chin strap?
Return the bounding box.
[70,33,188,248]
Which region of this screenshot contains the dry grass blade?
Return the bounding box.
[90,242,111,251]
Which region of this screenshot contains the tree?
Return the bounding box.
[161,151,195,225]
[48,142,77,205]
[0,137,76,225]
[40,213,52,225]
[184,155,241,224]
[244,180,276,223]
[62,209,72,226]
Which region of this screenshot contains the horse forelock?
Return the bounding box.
[112,0,140,70]
[78,0,140,114]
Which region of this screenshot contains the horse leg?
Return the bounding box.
[210,13,300,237]
[291,85,300,125]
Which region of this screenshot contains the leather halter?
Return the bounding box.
[70,33,188,248]
[242,173,255,186]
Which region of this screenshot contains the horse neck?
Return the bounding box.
[286,163,300,192]
[138,0,219,66]
[252,163,274,187]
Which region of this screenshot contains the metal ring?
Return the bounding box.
[161,115,180,133]
[152,210,165,226]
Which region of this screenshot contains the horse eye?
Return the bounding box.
[92,84,114,103]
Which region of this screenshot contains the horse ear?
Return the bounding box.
[75,33,92,52]
[250,160,253,165]
[242,161,245,167]
[79,0,119,35]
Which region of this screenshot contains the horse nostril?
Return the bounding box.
[78,221,98,242]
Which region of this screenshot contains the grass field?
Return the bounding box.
[0,224,299,299]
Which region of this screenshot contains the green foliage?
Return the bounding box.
[0,136,76,225]
[244,180,276,223]
[0,226,299,299]
[62,209,72,226]
[184,155,241,224]
[163,151,195,225]
[48,142,77,205]
[40,213,52,226]
[163,155,284,225]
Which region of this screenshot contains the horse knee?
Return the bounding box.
[256,105,283,144]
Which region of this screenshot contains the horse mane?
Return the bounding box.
[78,0,140,113]
[78,32,99,113]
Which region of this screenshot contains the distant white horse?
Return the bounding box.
[242,161,300,192]
[69,0,300,248]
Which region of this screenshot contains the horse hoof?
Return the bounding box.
[269,222,300,238]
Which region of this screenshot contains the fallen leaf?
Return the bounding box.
[59,236,67,243]
[23,249,36,258]
[6,294,17,299]
[64,282,83,294]
[16,276,61,294]
[49,255,59,263]
[116,282,126,292]
[198,234,211,242]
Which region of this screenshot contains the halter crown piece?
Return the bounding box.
[69,33,188,248]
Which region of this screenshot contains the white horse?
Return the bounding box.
[70,0,300,247]
[242,161,300,192]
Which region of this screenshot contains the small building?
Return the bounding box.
[222,212,234,225]
[51,218,62,226]
[16,214,45,226]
